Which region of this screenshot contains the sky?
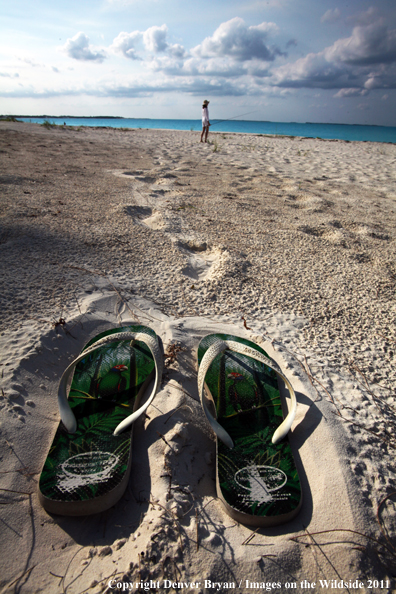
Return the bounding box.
[1,0,396,126]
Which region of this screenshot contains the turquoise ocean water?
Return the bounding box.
[19,117,396,143]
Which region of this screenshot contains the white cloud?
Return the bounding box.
[148,53,272,80]
[111,25,186,60]
[168,44,187,59]
[140,18,282,82]
[143,25,168,53]
[325,22,396,65]
[146,55,185,74]
[192,17,281,62]
[333,88,367,98]
[321,8,340,24]
[186,57,246,78]
[270,18,396,92]
[271,51,345,88]
[62,32,106,62]
[364,76,379,90]
[111,31,142,59]
[5,10,395,108]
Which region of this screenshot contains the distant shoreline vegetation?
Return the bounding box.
[0,116,23,122]
[1,115,152,120]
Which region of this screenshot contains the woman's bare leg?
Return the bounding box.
[201,125,209,142]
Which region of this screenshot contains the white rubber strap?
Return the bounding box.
[198,339,297,448]
[58,331,163,436]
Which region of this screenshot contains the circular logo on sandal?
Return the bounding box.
[234,465,287,504]
[57,452,119,493]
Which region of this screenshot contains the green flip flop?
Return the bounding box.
[38,325,163,516]
[197,334,302,527]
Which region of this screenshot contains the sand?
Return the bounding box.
[0,120,395,593]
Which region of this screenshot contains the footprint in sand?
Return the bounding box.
[112,170,156,182]
[300,220,391,246]
[141,211,165,230]
[134,175,157,183]
[123,205,165,230]
[174,240,225,281]
[299,224,347,245]
[285,194,331,212]
[347,223,390,241]
[124,205,152,219]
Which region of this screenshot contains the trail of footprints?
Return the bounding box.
[117,167,224,282]
[116,146,394,286]
[279,181,393,247]
[298,220,391,250]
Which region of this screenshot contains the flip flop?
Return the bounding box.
[38,325,163,516]
[197,333,302,527]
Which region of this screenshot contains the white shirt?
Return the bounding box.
[202,106,209,125]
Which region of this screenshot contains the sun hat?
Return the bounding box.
[203,99,210,105]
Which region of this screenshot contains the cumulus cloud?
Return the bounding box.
[270,16,396,92]
[144,18,282,80]
[143,25,168,53]
[148,54,248,78]
[325,22,396,65]
[10,10,394,104]
[147,53,273,80]
[271,51,348,89]
[62,32,106,62]
[192,17,281,62]
[187,57,246,78]
[111,24,186,60]
[333,87,367,98]
[108,18,283,87]
[168,44,187,58]
[111,31,142,59]
[321,8,340,24]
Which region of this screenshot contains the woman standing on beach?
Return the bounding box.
[200,100,210,143]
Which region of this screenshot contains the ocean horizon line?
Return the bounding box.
[2,114,395,129]
[4,116,396,143]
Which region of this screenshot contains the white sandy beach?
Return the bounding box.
[0,120,395,593]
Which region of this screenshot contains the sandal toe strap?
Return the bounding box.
[58,331,163,435]
[198,339,296,447]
